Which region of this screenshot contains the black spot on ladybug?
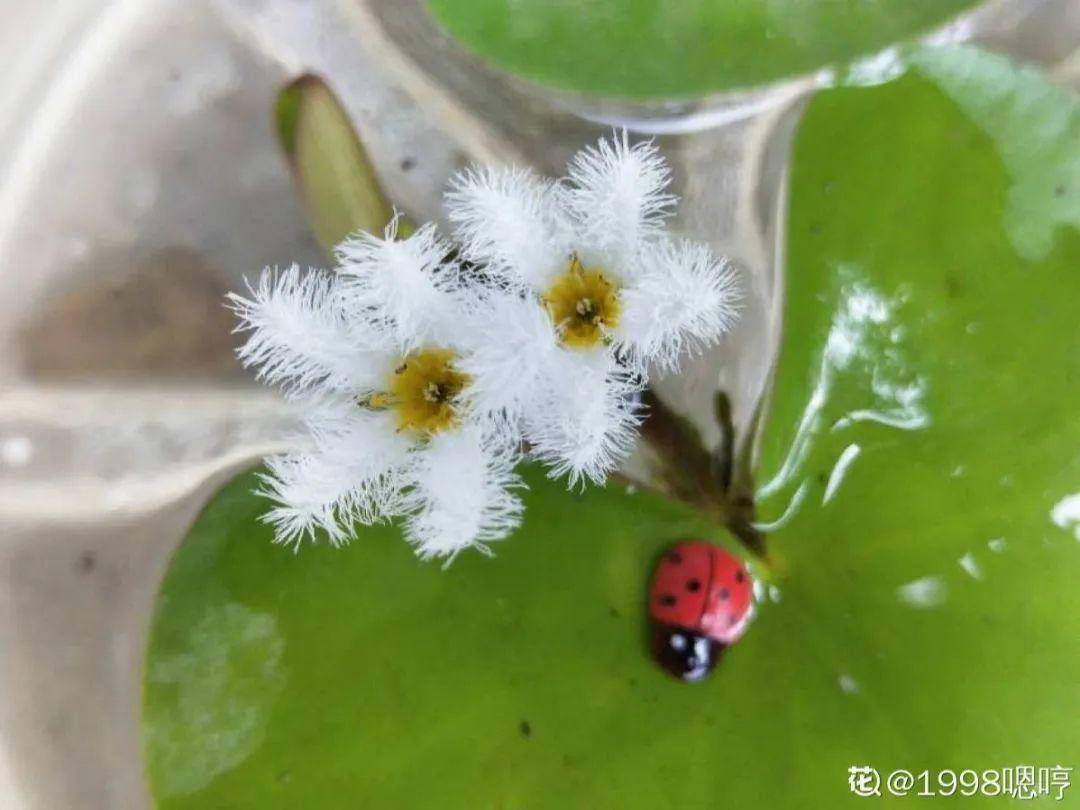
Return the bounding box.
[520,720,531,739]
[735,570,745,583]
[667,550,682,564]
[719,587,730,601]
[659,593,677,607]
[686,578,701,592]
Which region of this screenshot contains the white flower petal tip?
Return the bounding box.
[566,131,676,255]
[404,427,525,565]
[255,407,412,551]
[444,165,569,289]
[525,353,643,489]
[456,290,561,416]
[619,241,743,374]
[334,215,460,348]
[226,264,390,397]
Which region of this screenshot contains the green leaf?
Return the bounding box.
[145,56,1080,808]
[757,62,1080,784]
[425,0,976,98]
[907,45,1080,263]
[144,468,755,807]
[276,75,396,253]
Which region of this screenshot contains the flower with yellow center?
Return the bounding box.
[229,221,524,562]
[542,255,620,349]
[385,348,471,435]
[447,132,740,487]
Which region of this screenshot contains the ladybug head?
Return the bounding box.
[651,624,723,683]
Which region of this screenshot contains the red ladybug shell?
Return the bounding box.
[649,540,754,645]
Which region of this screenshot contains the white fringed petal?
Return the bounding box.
[617,240,741,374]
[524,349,642,487]
[403,426,524,563]
[565,132,675,269]
[227,264,392,397]
[456,289,561,417]
[335,217,459,349]
[257,407,411,550]
[444,166,570,290]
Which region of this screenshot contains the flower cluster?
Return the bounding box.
[230,133,740,563]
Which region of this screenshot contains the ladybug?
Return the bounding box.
[648,540,754,682]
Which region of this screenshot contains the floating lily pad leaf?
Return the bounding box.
[425,0,976,98]
[146,64,1079,810]
[276,75,396,253]
[757,64,1080,784]
[145,468,765,808]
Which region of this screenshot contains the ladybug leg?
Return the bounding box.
[651,624,724,683]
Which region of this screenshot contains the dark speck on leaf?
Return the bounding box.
[608,606,621,618]
[520,720,531,739]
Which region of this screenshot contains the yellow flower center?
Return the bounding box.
[542,254,620,349]
[371,348,470,436]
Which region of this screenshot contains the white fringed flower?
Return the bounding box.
[228,219,523,562]
[445,132,740,485]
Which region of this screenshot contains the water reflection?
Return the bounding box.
[837,673,861,694]
[896,576,947,609]
[1050,493,1080,540]
[957,552,983,580]
[757,265,927,522]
